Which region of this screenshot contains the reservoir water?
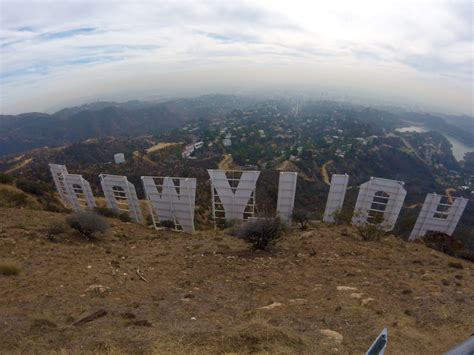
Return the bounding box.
[396,126,474,161]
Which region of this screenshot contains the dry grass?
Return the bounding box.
[0,262,20,276]
[0,185,41,209]
[0,208,473,354]
[151,316,309,354]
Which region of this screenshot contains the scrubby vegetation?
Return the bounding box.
[66,211,108,238]
[352,210,385,241]
[423,232,474,262]
[46,221,68,240]
[0,187,29,207]
[94,207,132,223]
[332,208,352,225]
[94,206,120,218]
[0,262,20,276]
[0,173,13,184]
[15,179,50,196]
[215,218,237,230]
[354,223,385,241]
[233,217,286,250]
[118,212,132,223]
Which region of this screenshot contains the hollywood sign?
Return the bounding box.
[49,164,468,239]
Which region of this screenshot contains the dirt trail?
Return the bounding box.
[1,208,472,354]
[142,154,157,166]
[218,154,238,170]
[398,136,426,163]
[276,160,315,181]
[146,142,181,154]
[5,158,33,174]
[321,160,334,186]
[445,188,456,204]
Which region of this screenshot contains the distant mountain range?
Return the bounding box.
[0,95,472,157]
[0,95,257,157]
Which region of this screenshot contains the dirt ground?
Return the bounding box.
[0,207,473,354]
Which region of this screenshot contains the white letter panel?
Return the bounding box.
[64,174,96,212]
[351,177,406,231]
[208,169,260,221]
[323,174,349,223]
[142,176,196,233]
[100,174,143,222]
[276,172,297,222]
[49,164,71,205]
[409,194,468,240]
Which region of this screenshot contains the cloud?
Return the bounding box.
[39,27,96,40]
[0,0,472,114]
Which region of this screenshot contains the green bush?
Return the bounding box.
[0,262,20,276]
[67,211,108,239]
[0,173,13,184]
[233,217,286,250]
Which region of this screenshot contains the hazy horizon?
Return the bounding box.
[1,0,472,116]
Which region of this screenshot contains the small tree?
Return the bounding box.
[233,217,286,250]
[67,211,108,239]
[292,210,309,230]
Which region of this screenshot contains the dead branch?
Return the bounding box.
[73,309,107,326]
[136,269,149,283]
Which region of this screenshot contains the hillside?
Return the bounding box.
[1,207,473,354]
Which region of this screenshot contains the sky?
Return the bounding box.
[0,0,473,115]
